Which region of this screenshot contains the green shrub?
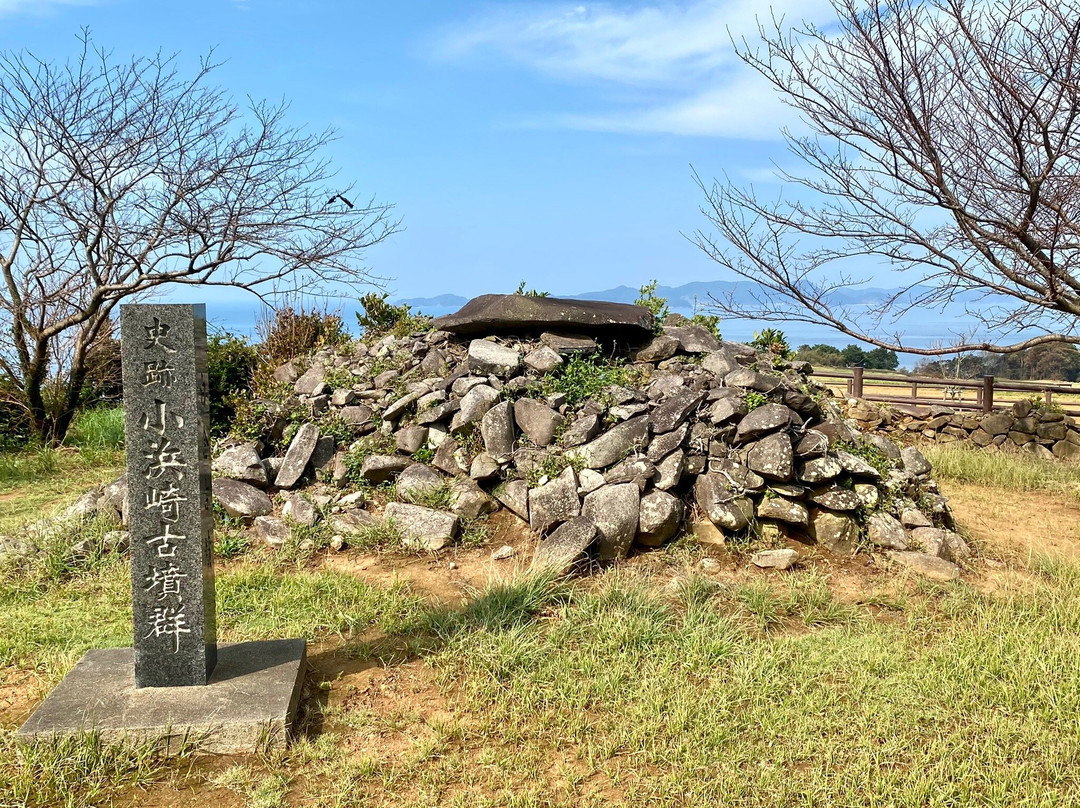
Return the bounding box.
[744,391,768,411]
[750,328,793,360]
[635,280,670,332]
[536,353,634,407]
[207,332,259,436]
[514,281,549,297]
[0,383,32,451]
[355,292,430,339]
[689,312,723,342]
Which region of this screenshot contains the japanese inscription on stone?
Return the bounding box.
[121,304,217,687]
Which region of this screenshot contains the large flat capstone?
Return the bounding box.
[432,294,655,339]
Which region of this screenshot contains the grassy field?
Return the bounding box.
[3,440,1080,806]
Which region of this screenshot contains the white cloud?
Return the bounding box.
[434,0,834,139]
[0,0,98,15]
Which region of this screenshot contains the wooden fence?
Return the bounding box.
[810,367,1080,417]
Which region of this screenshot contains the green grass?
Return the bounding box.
[65,407,124,451]
[0,448,124,533]
[923,443,1080,494]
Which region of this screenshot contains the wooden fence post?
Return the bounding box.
[852,366,864,398]
[982,375,994,414]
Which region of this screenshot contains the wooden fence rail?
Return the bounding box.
[810,367,1080,417]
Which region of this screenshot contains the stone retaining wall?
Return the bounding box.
[846,398,1080,460]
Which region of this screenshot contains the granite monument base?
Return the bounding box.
[16,639,306,755]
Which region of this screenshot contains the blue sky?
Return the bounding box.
[0,0,836,302]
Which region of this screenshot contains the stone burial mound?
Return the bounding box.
[6,295,966,582]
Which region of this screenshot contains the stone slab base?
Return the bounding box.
[16,639,306,754]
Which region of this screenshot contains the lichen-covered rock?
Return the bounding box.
[583,483,640,561]
[514,398,564,447]
[451,384,501,432]
[396,463,444,499]
[735,404,793,442]
[694,474,753,532]
[746,432,794,481]
[568,416,648,470]
[901,446,932,476]
[449,478,498,520]
[867,513,908,550]
[649,389,706,434]
[756,496,808,526]
[529,466,581,533]
[213,443,268,488]
[752,548,799,570]
[481,401,516,458]
[212,478,272,519]
[635,490,683,546]
[254,515,291,549]
[531,516,597,574]
[385,503,459,551]
[467,339,522,377]
[495,479,530,521]
[807,508,859,554]
[275,423,320,488]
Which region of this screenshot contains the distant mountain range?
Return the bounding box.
[396,280,969,319]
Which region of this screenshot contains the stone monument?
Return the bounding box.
[121,304,217,687]
[17,304,306,754]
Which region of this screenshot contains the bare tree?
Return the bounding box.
[0,34,398,444]
[695,0,1080,358]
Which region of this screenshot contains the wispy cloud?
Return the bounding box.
[434,0,832,139]
[0,0,99,16]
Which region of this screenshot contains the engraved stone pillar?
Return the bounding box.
[121,304,217,687]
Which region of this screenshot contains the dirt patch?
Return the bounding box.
[942,481,1080,562]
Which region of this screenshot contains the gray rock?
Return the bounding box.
[529,466,581,533]
[647,423,689,462]
[708,458,766,493]
[273,360,299,384]
[889,551,960,581]
[524,346,563,374]
[470,452,501,480]
[329,507,377,536]
[531,516,597,575]
[491,545,516,561]
[416,399,460,426]
[735,404,793,442]
[901,446,932,476]
[702,350,738,377]
[798,455,843,483]
[449,478,498,520]
[664,324,721,353]
[836,450,881,478]
[212,478,273,519]
[861,433,902,461]
[752,549,799,570]
[467,339,522,377]
[649,389,706,434]
[275,423,321,488]
[385,502,459,551]
[396,463,444,500]
[281,494,318,527]
[583,483,640,561]
[561,413,602,447]
[331,388,358,407]
[578,468,606,494]
[541,333,598,355]
[514,398,564,447]
[603,456,656,489]
[450,384,501,432]
[477,401,515,460]
[213,443,268,488]
[567,416,648,469]
[433,294,654,339]
[294,364,327,396]
[694,474,753,532]
[795,430,831,458]
[360,455,412,484]
[495,479,530,521]
[910,527,971,563]
[310,436,336,471]
[420,348,449,377]
[635,490,684,546]
[854,483,879,510]
[746,432,794,481]
[254,516,291,549]
[634,335,680,362]
[383,392,421,423]
[980,411,1014,435]
[709,396,747,425]
[807,508,859,554]
[867,513,908,550]
[725,368,782,393]
[339,405,374,427]
[653,450,687,490]
[395,425,429,454]
[755,496,808,526]
[900,508,933,529]
[810,484,861,511]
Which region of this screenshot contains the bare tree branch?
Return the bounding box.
[695,0,1080,357]
[0,31,399,443]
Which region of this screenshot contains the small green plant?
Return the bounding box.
[842,440,894,476]
[514,281,549,297]
[536,353,633,407]
[1028,395,1065,414]
[355,292,430,338]
[214,532,249,560]
[524,451,585,488]
[744,391,768,411]
[207,332,259,436]
[689,313,723,342]
[751,328,793,360]
[343,432,399,484]
[395,482,454,510]
[635,279,670,332]
[412,444,436,464]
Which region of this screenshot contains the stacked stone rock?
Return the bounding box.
[847,398,1080,461]
[0,296,967,582]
